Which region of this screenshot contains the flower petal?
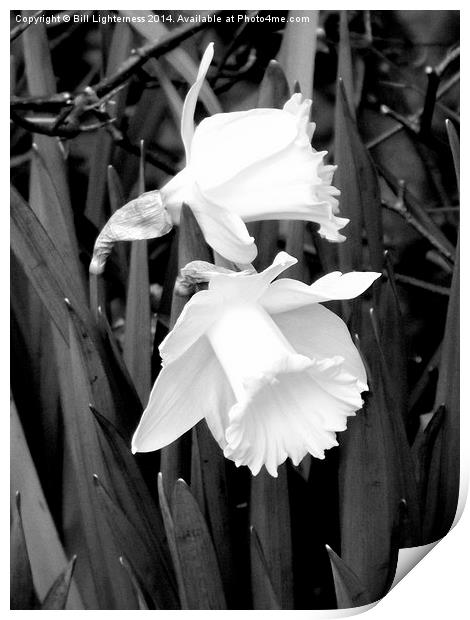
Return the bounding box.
[260,271,381,314]
[159,288,223,365]
[190,183,257,264]
[271,303,368,392]
[190,108,298,190]
[132,336,232,453]
[200,125,345,240]
[160,253,298,389]
[224,360,355,477]
[181,42,214,163]
[208,251,297,301]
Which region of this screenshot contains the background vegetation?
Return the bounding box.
[10,9,459,610]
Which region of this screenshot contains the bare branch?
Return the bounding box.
[10,11,222,113]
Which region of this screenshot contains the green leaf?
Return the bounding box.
[423,235,460,541]
[85,22,133,228]
[171,479,227,609]
[369,309,422,548]
[334,80,384,274]
[150,58,185,130]
[10,492,40,610]
[379,254,409,423]
[123,144,152,404]
[58,313,137,609]
[10,186,91,344]
[119,556,153,610]
[337,11,355,119]
[22,13,84,294]
[157,473,188,608]
[249,526,281,609]
[121,11,222,116]
[191,421,236,603]
[250,466,294,609]
[278,10,318,95]
[107,164,129,284]
[41,556,77,610]
[10,397,84,609]
[278,11,319,282]
[95,305,143,414]
[161,205,212,493]
[11,254,63,521]
[89,406,177,602]
[446,119,460,191]
[326,545,370,609]
[65,299,139,441]
[30,144,85,295]
[411,405,445,513]
[256,60,290,109]
[93,475,178,609]
[338,309,421,602]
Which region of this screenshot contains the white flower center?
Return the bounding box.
[206,302,298,401]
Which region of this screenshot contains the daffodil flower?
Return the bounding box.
[90,43,347,273]
[132,253,380,477]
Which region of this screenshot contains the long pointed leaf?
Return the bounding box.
[10,492,40,610]
[93,475,178,609]
[58,313,136,609]
[121,11,222,116]
[191,421,235,603]
[337,11,355,119]
[446,119,460,191]
[326,545,370,609]
[22,12,84,293]
[423,235,459,541]
[249,526,281,610]
[338,309,420,601]
[250,466,294,609]
[10,397,84,609]
[41,557,77,610]
[335,80,383,274]
[278,11,318,282]
[85,23,133,227]
[171,479,227,609]
[161,205,212,494]
[123,143,152,403]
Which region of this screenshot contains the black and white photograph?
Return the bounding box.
[10,8,460,612]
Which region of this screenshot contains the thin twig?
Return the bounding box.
[10,109,112,137]
[392,272,450,296]
[87,107,177,175]
[11,93,74,112]
[435,45,460,77]
[382,198,454,268]
[381,179,454,266]
[367,46,459,150]
[424,206,459,213]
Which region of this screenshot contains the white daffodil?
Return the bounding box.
[132,252,380,477]
[90,43,346,273]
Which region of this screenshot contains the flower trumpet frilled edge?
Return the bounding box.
[132,252,381,477]
[89,42,347,274]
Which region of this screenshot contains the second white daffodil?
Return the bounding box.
[132,253,380,477]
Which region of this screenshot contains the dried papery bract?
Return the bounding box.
[90,190,172,275]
